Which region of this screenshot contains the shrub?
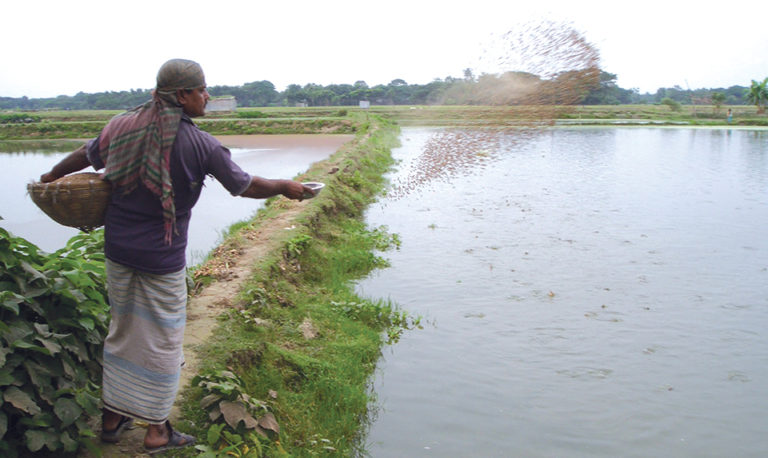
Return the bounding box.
[660,97,682,111]
[237,111,268,119]
[0,229,109,456]
[0,114,41,124]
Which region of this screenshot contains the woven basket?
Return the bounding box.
[27,172,111,232]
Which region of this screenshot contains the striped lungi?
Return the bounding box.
[102,258,188,424]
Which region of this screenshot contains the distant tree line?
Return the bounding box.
[0,71,754,111]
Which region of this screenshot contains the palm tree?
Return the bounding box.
[745,78,768,114]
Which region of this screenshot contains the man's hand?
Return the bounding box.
[283,181,317,201]
[40,171,59,183]
[241,177,315,201]
[39,144,90,183]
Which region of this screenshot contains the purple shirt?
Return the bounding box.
[87,115,251,274]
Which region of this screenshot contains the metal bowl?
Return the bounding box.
[302,182,325,199]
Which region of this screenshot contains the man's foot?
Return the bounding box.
[101,412,133,443]
[144,421,196,455]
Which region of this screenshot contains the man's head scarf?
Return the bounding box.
[97,59,206,244]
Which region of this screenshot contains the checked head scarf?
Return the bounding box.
[97,58,206,244]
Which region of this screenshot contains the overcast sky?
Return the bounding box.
[3,0,766,98]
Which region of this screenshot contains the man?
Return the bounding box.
[40,58,313,454]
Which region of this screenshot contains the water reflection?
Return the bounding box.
[0,139,84,154]
[359,127,768,457]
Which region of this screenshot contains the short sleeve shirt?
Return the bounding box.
[87,115,251,274]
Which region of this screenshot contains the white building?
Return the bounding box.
[206,96,237,113]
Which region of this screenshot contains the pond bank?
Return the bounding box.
[91,113,413,457]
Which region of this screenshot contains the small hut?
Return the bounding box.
[206,96,237,113]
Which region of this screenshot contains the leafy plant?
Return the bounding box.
[660,97,682,111]
[343,170,366,190]
[711,92,726,109]
[367,225,401,251]
[329,299,422,344]
[237,111,268,119]
[0,229,108,456]
[285,234,312,260]
[192,370,281,457]
[0,113,40,124]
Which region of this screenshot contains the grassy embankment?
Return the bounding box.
[174,112,421,457]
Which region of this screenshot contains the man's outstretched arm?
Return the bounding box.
[240,176,313,200]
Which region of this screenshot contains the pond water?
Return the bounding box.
[0,135,351,265]
[357,127,768,457]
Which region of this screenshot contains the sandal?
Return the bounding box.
[101,414,134,443]
[145,421,197,455]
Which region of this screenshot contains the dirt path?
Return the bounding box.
[94,202,308,457]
